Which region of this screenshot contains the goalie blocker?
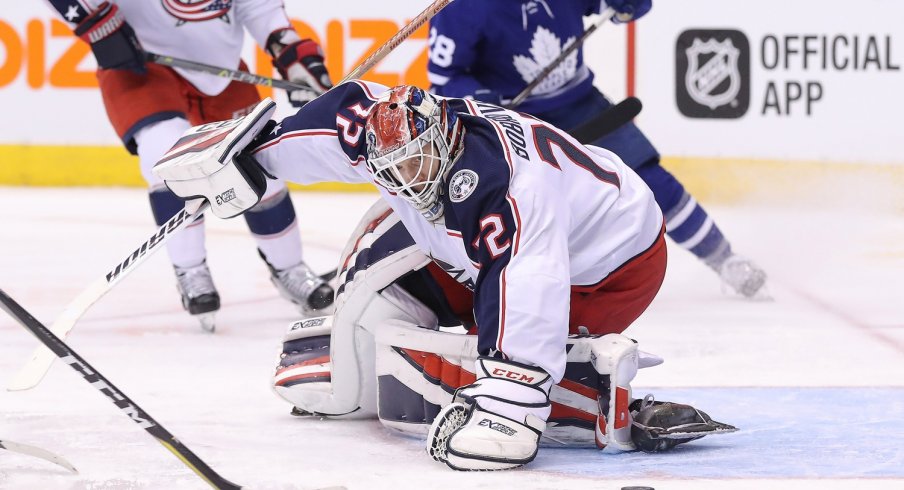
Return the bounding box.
[272,200,737,468]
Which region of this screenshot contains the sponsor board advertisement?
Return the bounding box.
[0,1,900,189]
[635,0,903,165]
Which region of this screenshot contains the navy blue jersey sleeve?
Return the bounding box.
[443,124,519,357]
[250,80,383,164]
[427,0,488,98]
[46,0,94,24]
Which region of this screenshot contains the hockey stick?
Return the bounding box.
[506,8,616,109]
[340,0,453,82]
[0,439,77,473]
[571,96,642,144]
[147,0,453,91]
[0,290,241,489]
[6,199,208,392]
[146,52,311,92]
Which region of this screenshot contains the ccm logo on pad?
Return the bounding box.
[492,368,535,383]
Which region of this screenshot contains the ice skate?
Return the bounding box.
[260,251,335,315]
[630,394,738,452]
[717,254,768,299]
[174,261,220,332]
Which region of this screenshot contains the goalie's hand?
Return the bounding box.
[604,0,652,23]
[74,2,145,74]
[267,29,333,108]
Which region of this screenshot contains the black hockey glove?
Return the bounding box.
[267,29,333,108]
[74,2,146,74]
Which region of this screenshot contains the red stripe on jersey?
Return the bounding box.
[252,129,338,154]
[351,80,381,101]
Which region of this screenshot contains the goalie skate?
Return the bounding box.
[174,261,220,332]
[630,394,738,452]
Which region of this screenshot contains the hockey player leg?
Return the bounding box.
[635,161,768,299]
[138,118,221,331]
[427,358,552,471]
[248,182,334,315]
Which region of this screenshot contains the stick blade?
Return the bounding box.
[6,346,55,391]
[0,440,78,473]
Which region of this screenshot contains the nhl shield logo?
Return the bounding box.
[685,38,741,110]
[676,29,750,119]
[448,170,478,203]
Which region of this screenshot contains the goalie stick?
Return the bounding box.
[7,0,456,393]
[0,290,240,489]
[0,439,77,474]
[506,8,616,109]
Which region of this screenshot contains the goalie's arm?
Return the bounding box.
[153,81,390,216]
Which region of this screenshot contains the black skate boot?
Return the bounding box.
[174,261,220,332]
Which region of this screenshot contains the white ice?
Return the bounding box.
[0,184,902,490]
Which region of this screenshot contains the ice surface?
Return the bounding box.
[0,187,901,489]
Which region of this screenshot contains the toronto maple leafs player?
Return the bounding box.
[150,80,738,470]
[427,0,768,298]
[46,0,336,329]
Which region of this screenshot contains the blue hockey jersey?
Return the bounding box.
[427,0,605,114]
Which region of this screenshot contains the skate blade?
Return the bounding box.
[196,312,216,333]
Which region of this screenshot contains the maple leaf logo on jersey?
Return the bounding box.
[161,0,232,24]
[512,27,577,96]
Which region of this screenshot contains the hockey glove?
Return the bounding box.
[604,0,653,23]
[74,2,145,74]
[427,358,552,471]
[267,29,333,108]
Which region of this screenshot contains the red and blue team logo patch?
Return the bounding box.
[161,0,232,22]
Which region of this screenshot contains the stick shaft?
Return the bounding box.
[147,53,308,91]
[340,0,452,83]
[0,290,241,489]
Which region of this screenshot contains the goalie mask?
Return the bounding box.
[365,86,464,222]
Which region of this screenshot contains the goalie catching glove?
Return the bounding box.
[151,99,275,219]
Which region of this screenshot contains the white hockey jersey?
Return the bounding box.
[250,80,663,381]
[48,0,292,95]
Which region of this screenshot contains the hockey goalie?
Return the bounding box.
[271,200,736,471]
[153,82,737,471]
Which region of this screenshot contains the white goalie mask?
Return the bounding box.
[364,86,464,222]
